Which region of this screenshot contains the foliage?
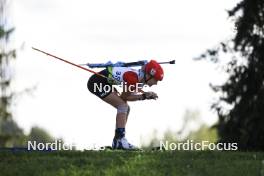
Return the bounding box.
[144,109,218,149]
[27,126,54,143]
[0,1,56,147]
[187,124,218,143]
[0,0,25,147]
[197,0,264,150]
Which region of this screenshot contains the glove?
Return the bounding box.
[142,91,158,100]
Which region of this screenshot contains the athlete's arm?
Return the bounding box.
[120,71,144,101]
[120,71,159,101]
[121,91,158,101]
[120,92,143,101]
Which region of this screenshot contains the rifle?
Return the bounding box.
[81,60,175,68]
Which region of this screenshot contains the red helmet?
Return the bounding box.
[145,60,164,81]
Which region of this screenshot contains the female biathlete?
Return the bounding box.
[87,60,164,150]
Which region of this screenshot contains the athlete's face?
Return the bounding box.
[146,75,158,87]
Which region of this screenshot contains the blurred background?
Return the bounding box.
[1,0,263,150]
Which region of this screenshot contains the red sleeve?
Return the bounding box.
[123,71,139,86]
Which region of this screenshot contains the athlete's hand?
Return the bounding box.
[144,91,158,100]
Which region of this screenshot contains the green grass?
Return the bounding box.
[0,150,264,176]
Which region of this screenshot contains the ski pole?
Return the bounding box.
[32,47,146,94]
[32,47,111,81]
[33,47,166,95]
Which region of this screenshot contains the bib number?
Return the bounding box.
[113,71,122,81]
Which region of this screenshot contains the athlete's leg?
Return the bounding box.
[102,92,137,149]
[125,103,130,125]
[87,76,136,149]
[102,92,129,129]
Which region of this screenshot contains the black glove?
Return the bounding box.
[141,92,158,100]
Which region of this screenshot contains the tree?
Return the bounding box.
[143,109,218,149]
[198,0,264,150]
[0,0,24,147]
[27,126,54,143]
[0,1,58,147]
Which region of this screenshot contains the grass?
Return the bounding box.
[0,150,264,176]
